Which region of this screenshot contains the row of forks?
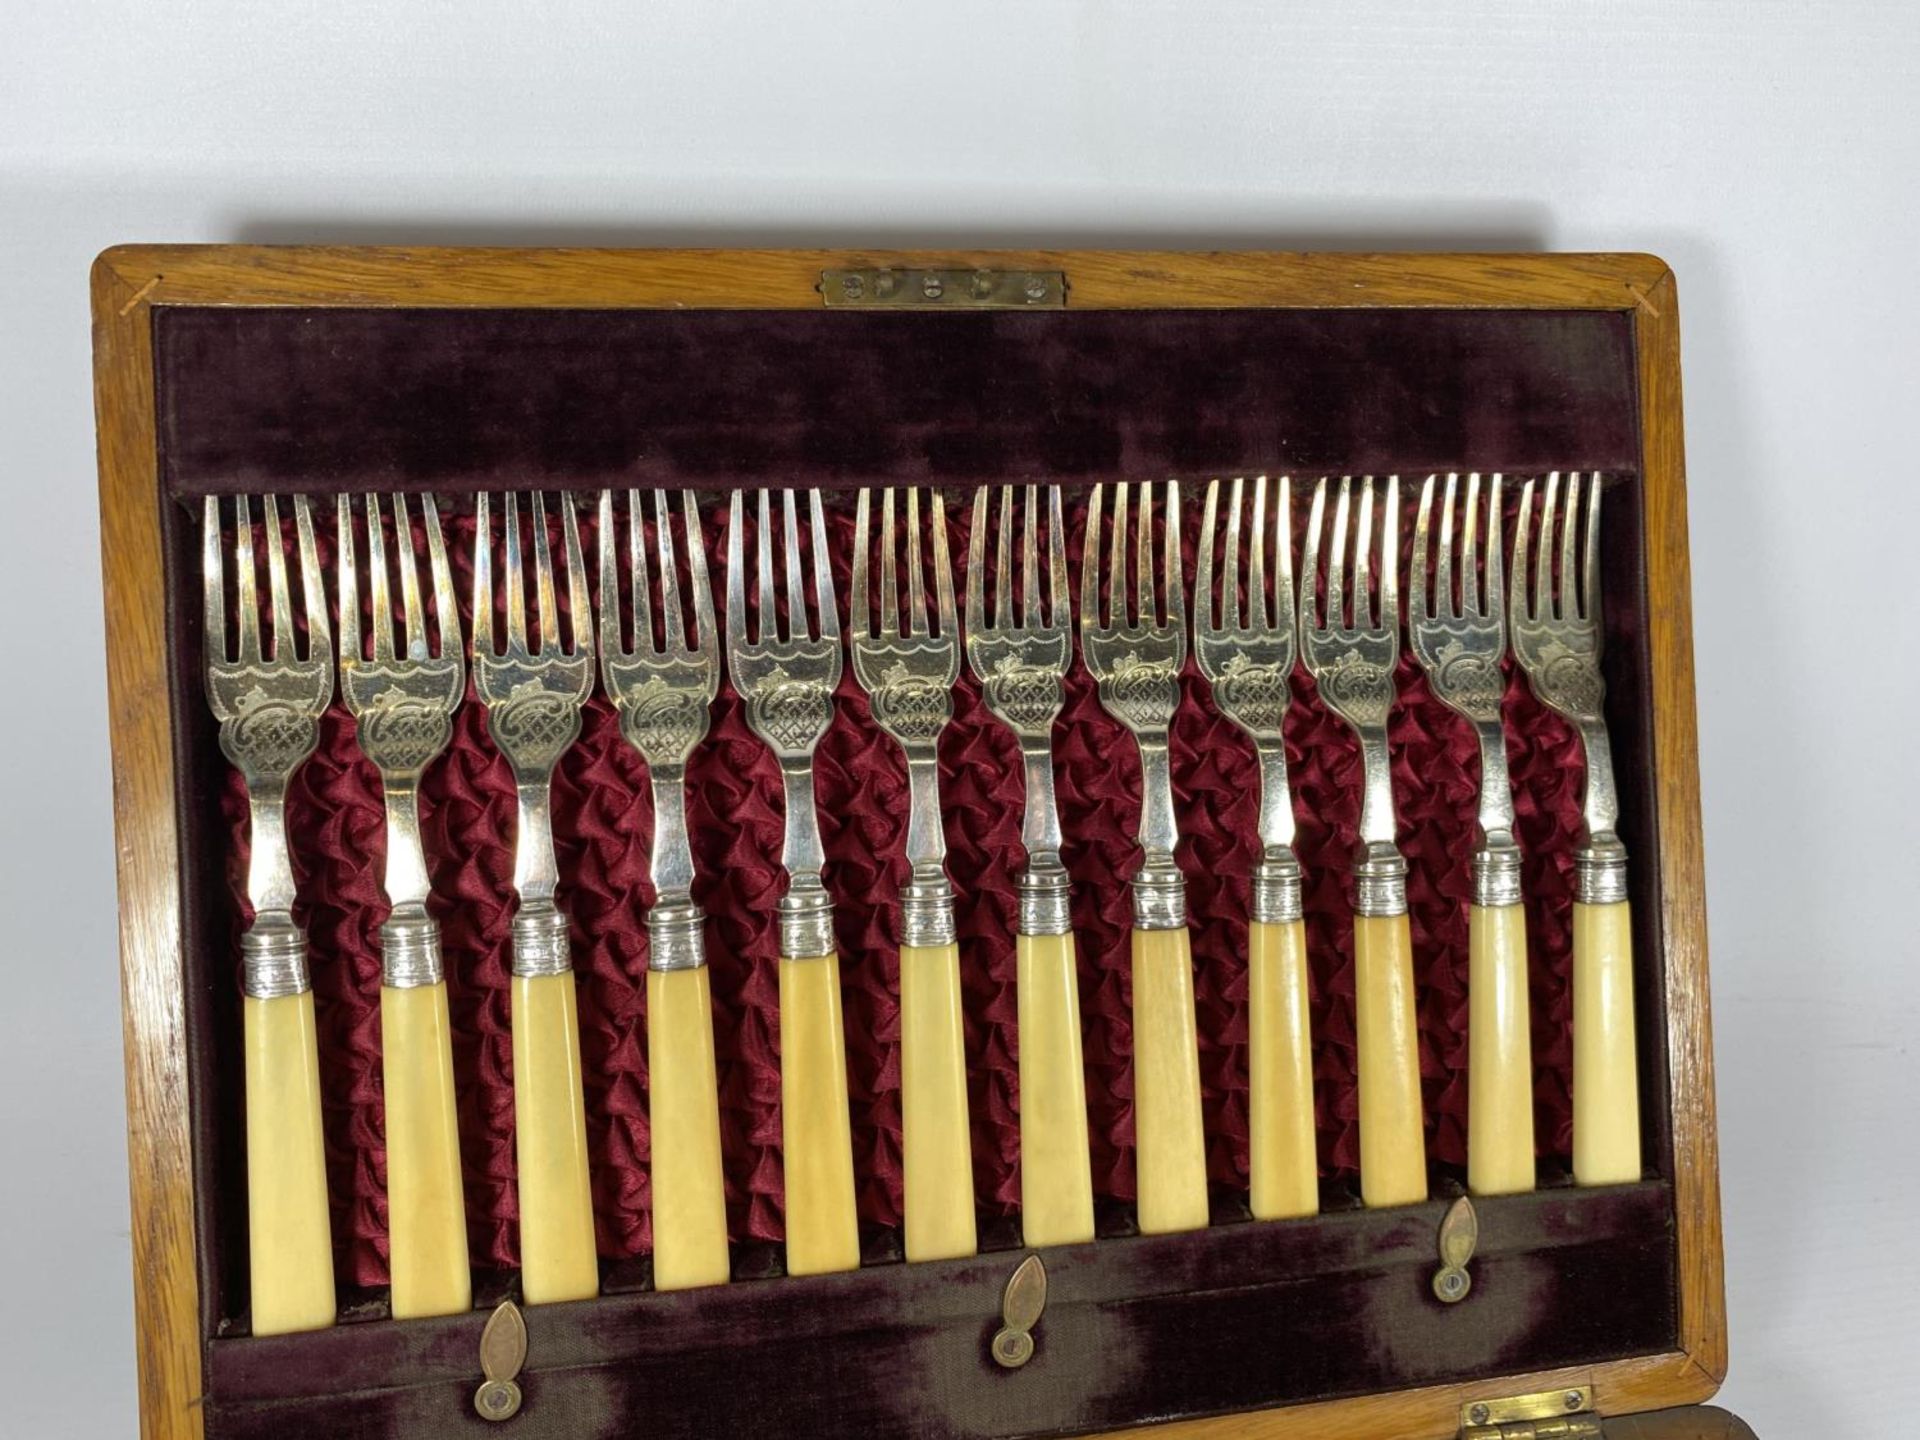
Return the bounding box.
[202,473,1639,1335]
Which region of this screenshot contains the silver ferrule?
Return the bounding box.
[1575,833,1630,906]
[1250,848,1304,925]
[900,863,957,949]
[1353,845,1409,919]
[646,897,707,972]
[778,873,836,960]
[380,908,444,988]
[241,914,311,999]
[510,902,572,978]
[1472,841,1524,909]
[1017,855,1073,937]
[1132,853,1188,931]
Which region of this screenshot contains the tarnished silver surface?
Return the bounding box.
[1196,475,1307,919]
[336,492,465,988]
[1510,473,1630,901]
[599,489,722,971]
[1410,473,1527,911]
[726,488,843,960]
[965,484,1074,936]
[202,494,332,998]
[1299,477,1410,910]
[472,491,594,975]
[850,487,962,949]
[1131,856,1189,931]
[1079,480,1191,912]
[1575,838,1630,906]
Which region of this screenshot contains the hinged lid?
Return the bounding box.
[1459,1385,1599,1439]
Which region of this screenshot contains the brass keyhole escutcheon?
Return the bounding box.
[1432,1195,1479,1304]
[474,1299,528,1422]
[990,1253,1048,1370]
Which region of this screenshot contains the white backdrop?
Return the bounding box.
[3,4,1916,1436]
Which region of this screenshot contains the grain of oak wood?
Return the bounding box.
[92,246,1719,1440]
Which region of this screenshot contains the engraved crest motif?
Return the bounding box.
[1213,653,1292,732]
[618,675,710,760]
[358,691,454,774]
[488,679,583,771]
[1098,651,1180,731]
[1536,640,1606,720]
[870,659,952,743]
[1315,650,1394,728]
[748,666,834,753]
[1433,640,1505,722]
[221,686,321,777]
[983,654,1063,732]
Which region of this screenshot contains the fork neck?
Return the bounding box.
[1574,720,1628,905]
[778,756,828,886]
[511,776,563,907]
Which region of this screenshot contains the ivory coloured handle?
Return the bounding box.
[1467,902,1536,1196]
[778,952,862,1276]
[381,980,472,1318]
[1248,919,1318,1221]
[646,965,731,1291]
[1015,930,1095,1247]
[1573,900,1641,1185]
[1353,913,1427,1207]
[900,940,978,1261]
[1132,925,1210,1235]
[244,990,336,1336]
[511,971,599,1304]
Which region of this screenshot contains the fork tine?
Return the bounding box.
[783,489,808,642]
[754,489,776,644]
[853,488,874,640]
[1111,481,1131,627]
[1080,483,1104,634]
[1021,484,1040,629]
[473,492,495,655]
[1583,473,1603,626]
[1164,479,1185,626]
[333,495,357,664]
[422,495,455,661]
[1412,475,1434,624]
[1327,478,1350,631]
[906,488,929,637]
[1222,476,1243,630]
[561,491,590,655]
[262,495,294,661]
[879,487,899,637]
[1136,481,1155,626]
[994,483,1013,629]
[393,494,428,660]
[1354,478,1376,630]
[233,496,262,662]
[932,490,957,639]
[1302,478,1326,632]
[1249,475,1268,629]
[503,491,529,652]
[656,490,686,653]
[295,496,328,658]
[1537,472,1560,622]
[1511,479,1535,625]
[682,491,716,656]
[1558,473,1582,624]
[1484,474,1505,625]
[534,493,564,653]
[1436,474,1457,620]
[726,490,748,649]
[808,489,837,641]
[965,487,988,637]
[1460,473,1481,616]
[365,493,394,661]
[597,490,623,656]
[1047,485,1068,628]
[627,489,653,653]
[1197,479,1218,632]
[1380,475,1400,632]
[1275,476,1294,628]
[203,496,228,662]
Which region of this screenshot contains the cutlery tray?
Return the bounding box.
[93,248,1726,1440]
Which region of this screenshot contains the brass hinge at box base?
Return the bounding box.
[1459,1385,1599,1439]
[820,267,1067,308]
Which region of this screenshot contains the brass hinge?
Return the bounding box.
[820,267,1067,309]
[1459,1385,1600,1439]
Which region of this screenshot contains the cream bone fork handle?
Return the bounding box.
[202,493,337,1336]
[850,488,977,1263]
[1195,476,1318,1222]
[597,488,730,1291]
[725,487,861,1277]
[964,484,1095,1248]
[1079,479,1210,1236]
[1300,475,1427,1209]
[471,490,600,1305]
[1410,473,1536,1197]
[1511,472,1640,1186]
[335,492,472,1318]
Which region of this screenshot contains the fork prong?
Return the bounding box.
[853,488,874,640]
[203,496,228,663]
[561,491,591,656]
[965,487,988,638]
[1511,479,1536,625]
[726,490,748,650]
[1222,476,1243,630]
[1380,475,1400,633]
[1249,475,1268,630]
[656,490,686,653]
[682,491,716,657]
[1354,478,1376,630]
[503,491,529,652]
[906,488,929,637]
[1301,478,1326,632]
[879,487,899,637]
[393,494,428,660]
[1412,475,1434,624]
[293,495,326,661]
[1020,484,1040,629]
[783,489,809,642]
[932,491,957,639]
[1583,473,1603,627]
[597,490,623,657]
[365,493,395,661]
[1047,485,1068,628]
[1484,474,1505,627]
[808,489,838,641]
[333,495,357,665]
[533,493,563,654]
[627,489,653,654]
[752,489,775,644]
[1559,473,1582,624]
[473,492,495,655]
[1436,474,1457,620]
[262,495,294,661]
[1327,478,1350,631]
[1136,481,1156,626]
[233,496,262,662]
[1080,483,1105,634]
[1165,480,1185,626]
[1197,479,1219,632]
[1275,476,1294,629]
[1537,472,1561,623]
[422,495,455,661]
[1461,473,1482,616]
[993,484,1013,630]
[1111,481,1131,627]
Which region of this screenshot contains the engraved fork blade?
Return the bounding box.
[597,488,720,971]
[336,492,464,986]
[1195,474,1303,924]
[850,486,961,948]
[964,483,1072,936]
[724,487,841,960]
[202,493,333,999]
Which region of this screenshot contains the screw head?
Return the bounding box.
[840,274,864,299]
[922,274,944,298]
[1564,1391,1584,1411]
[1024,276,1048,300]
[1468,1403,1490,1425]
[475,1379,523,1422]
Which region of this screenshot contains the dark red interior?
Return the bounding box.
[149,302,1674,1438]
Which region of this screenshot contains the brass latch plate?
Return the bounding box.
[820,267,1067,309]
[1459,1385,1599,1439]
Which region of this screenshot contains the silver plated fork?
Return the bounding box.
[849,487,975,1262]
[1299,475,1427,1208]
[471,490,599,1305]
[1079,479,1210,1236]
[201,493,336,1336]
[1195,474,1317,1221]
[335,492,472,1318]
[1409,473,1535,1198]
[1511,471,1640,1186]
[596,488,730,1291]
